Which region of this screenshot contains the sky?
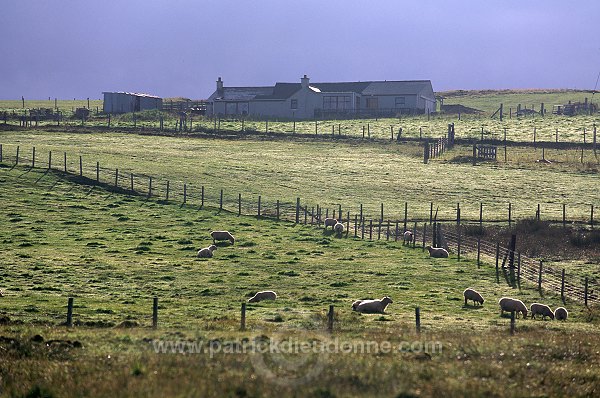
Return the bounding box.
[1,0,599,100]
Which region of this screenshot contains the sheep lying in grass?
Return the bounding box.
[426,245,449,258]
[530,303,555,320]
[197,244,217,258]
[248,291,277,303]
[334,222,344,236]
[211,230,235,245]
[554,307,568,321]
[499,297,528,318]
[463,288,484,306]
[324,218,337,230]
[351,296,393,314]
[403,230,413,244]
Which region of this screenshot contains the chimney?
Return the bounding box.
[217,77,224,95]
[301,74,309,89]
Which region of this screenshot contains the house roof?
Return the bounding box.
[254,83,302,100]
[103,92,161,99]
[214,86,274,101]
[361,81,433,97]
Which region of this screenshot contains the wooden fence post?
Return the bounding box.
[238,193,242,216]
[479,202,483,227]
[130,174,134,192]
[63,152,67,172]
[327,305,334,332]
[377,220,381,240]
[276,200,280,220]
[395,221,399,242]
[369,219,373,240]
[201,186,205,208]
[79,156,83,176]
[591,205,594,229]
[258,195,262,218]
[585,277,589,306]
[66,297,74,327]
[508,202,512,227]
[241,303,246,331]
[510,311,515,335]
[517,252,521,283]
[538,261,543,291]
[355,214,358,237]
[48,151,51,170]
[422,223,427,251]
[561,269,565,302]
[96,161,99,183]
[152,297,158,329]
[403,202,408,231]
[166,180,170,201]
[477,238,481,267]
[295,198,300,223]
[183,183,187,204]
[15,146,19,165]
[415,307,421,334]
[495,242,500,274]
[115,169,119,187]
[457,225,461,261]
[32,147,35,168]
[148,177,153,197]
[563,203,566,228]
[219,189,223,210]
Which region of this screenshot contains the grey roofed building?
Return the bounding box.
[102,92,162,114]
[206,76,435,119]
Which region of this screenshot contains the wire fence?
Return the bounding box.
[1,144,598,304]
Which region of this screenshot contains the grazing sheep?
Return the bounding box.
[554,307,568,321]
[248,291,277,303]
[352,296,393,314]
[463,288,485,306]
[210,230,235,245]
[0,290,3,297]
[498,297,528,318]
[324,218,337,230]
[403,230,413,245]
[334,222,345,236]
[197,244,217,258]
[426,245,449,258]
[530,303,555,320]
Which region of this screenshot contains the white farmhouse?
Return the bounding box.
[207,75,435,119]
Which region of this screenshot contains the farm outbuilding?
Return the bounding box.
[207,76,436,119]
[102,92,162,114]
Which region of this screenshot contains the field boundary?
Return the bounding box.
[1,144,598,305]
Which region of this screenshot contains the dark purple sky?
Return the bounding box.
[1,0,599,99]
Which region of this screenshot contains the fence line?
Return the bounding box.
[1,144,598,228]
[1,145,598,303]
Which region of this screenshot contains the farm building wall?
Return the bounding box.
[102,92,162,114]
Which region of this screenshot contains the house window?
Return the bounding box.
[395,97,406,107]
[291,99,298,109]
[323,96,350,110]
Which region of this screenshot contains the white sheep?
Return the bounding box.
[426,245,449,258]
[248,291,277,303]
[210,230,235,245]
[554,307,568,321]
[324,218,337,230]
[403,230,413,245]
[463,288,484,306]
[498,297,528,318]
[351,296,393,314]
[197,244,217,258]
[530,303,555,320]
[334,222,344,236]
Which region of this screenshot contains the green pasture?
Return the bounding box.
[0,164,599,397]
[0,129,598,225]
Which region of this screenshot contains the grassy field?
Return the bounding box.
[0,129,598,225]
[1,90,599,396]
[1,165,599,397]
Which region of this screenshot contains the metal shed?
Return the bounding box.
[102,92,162,114]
